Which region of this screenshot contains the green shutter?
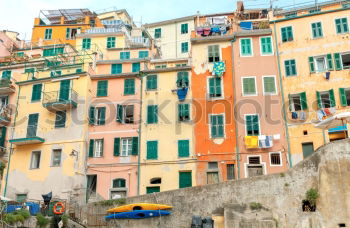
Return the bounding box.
[243,78,256,95]
[89,107,95,125]
[111,64,122,74]
[132,63,140,72]
[0,127,7,147]
[59,80,70,101]
[100,139,104,156]
[316,91,322,109]
[89,139,94,157]
[97,81,108,97]
[334,53,342,70]
[327,54,334,70]
[116,104,123,123]
[339,88,347,106]
[66,28,71,39]
[263,77,275,94]
[31,84,42,102]
[107,37,116,48]
[99,107,106,125]
[329,89,336,107]
[147,75,157,90]
[178,140,190,157]
[147,105,158,124]
[146,186,160,194]
[241,39,251,56]
[288,94,292,111]
[120,52,130,59]
[132,137,139,155]
[114,138,120,156]
[179,171,192,188]
[147,141,158,159]
[300,92,308,110]
[308,57,315,73]
[124,79,135,95]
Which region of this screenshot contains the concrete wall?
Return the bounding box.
[75,139,350,228]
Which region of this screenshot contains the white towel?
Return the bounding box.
[273,134,280,140]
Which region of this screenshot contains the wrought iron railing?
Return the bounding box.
[42,89,78,106]
[0,79,12,88]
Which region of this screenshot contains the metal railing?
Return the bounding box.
[127,36,150,47]
[42,89,78,106]
[10,125,45,139]
[0,79,12,88]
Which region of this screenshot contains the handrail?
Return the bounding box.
[42,89,78,105]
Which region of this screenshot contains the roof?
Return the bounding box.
[274,0,348,15]
[234,29,272,37]
[143,15,196,28]
[40,9,96,25]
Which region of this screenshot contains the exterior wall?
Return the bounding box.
[0,31,18,57]
[271,3,350,165]
[233,34,289,178]
[191,41,236,185]
[139,67,196,195]
[76,33,126,52]
[146,18,194,59]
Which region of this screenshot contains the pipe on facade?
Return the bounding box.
[273,22,292,168]
[137,72,145,195]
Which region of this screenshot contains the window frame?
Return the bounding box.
[181,42,189,53]
[262,75,277,95]
[269,151,283,167]
[207,76,224,99]
[82,38,91,50]
[178,103,190,122]
[310,21,324,39]
[93,139,103,158]
[209,113,225,139]
[51,149,62,167]
[181,23,188,34]
[44,28,52,40]
[284,59,297,77]
[341,52,350,69]
[239,38,253,57]
[314,55,327,72]
[208,45,220,63]
[319,91,332,108]
[146,75,158,91]
[259,36,274,56]
[154,28,161,38]
[334,17,349,34]
[290,93,302,112]
[281,25,294,42]
[121,138,133,157]
[30,151,41,169]
[107,37,116,48]
[241,76,258,96]
[244,114,260,136]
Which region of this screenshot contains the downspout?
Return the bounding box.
[4,85,21,196]
[231,37,240,179]
[137,72,144,195]
[273,22,292,168]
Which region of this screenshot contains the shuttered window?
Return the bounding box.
[89,139,104,158]
[120,52,130,59]
[240,38,252,56]
[311,22,323,38]
[179,171,192,188]
[147,105,158,124]
[335,18,349,34]
[146,186,160,194]
[113,137,138,156]
[178,140,189,157]
[154,28,161,38]
[260,36,273,55]
[242,77,256,96]
[316,89,335,108]
[245,114,260,136]
[111,64,122,74]
[139,51,149,58]
[181,42,189,53]
[113,178,126,188]
[82,38,91,50]
[208,77,222,98]
[181,23,188,34]
[55,111,66,128]
[284,59,297,76]
[289,92,308,111]
[114,138,120,156]
[210,114,224,138]
[44,28,52,40]
[95,107,106,125]
[97,81,108,97]
[31,84,42,102]
[43,48,64,57]
[1,70,11,79]
[178,103,190,121]
[146,75,157,90]
[177,72,189,88]
[263,76,276,94]
[208,45,220,63]
[66,28,71,39]
[281,26,293,42]
[124,79,135,95]
[107,37,116,48]
[334,53,342,70]
[339,88,350,106]
[147,141,158,159]
[132,63,140,72]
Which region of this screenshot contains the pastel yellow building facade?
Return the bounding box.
[271,1,350,165]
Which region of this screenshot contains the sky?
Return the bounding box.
[0,0,324,39]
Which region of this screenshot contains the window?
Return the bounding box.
[284,59,297,76]
[55,111,66,128]
[208,45,220,63]
[341,53,350,69]
[88,139,104,158]
[43,48,64,57]
[270,152,282,166]
[302,142,314,159]
[208,77,222,98]
[179,171,192,188]
[16,194,27,203]
[263,76,277,95]
[178,140,189,157]
[111,64,122,74]
[31,84,42,102]
[30,151,41,169]
[147,105,158,124]
[210,114,224,138]
[178,104,190,121]
[146,186,160,194]
[76,68,82,73]
[289,92,308,111]
[249,156,261,164]
[315,56,326,72]
[208,162,218,169]
[146,75,157,90]
[97,80,108,97]
[150,178,161,184]
[51,149,62,167]
[107,37,116,48]
[227,164,235,180]
[117,105,134,124]
[181,42,189,53]
[113,178,126,188]
[1,70,11,79]
[132,63,140,72]
[177,72,189,88]
[82,38,91,50]
[66,28,77,39]
[16,52,24,57]
[124,79,135,95]
[240,38,253,56]
[339,88,350,106]
[281,26,293,42]
[260,36,273,55]
[120,52,130,60]
[335,18,349,34]
[147,141,158,159]
[242,77,257,96]
[121,138,133,156]
[89,107,106,125]
[245,114,260,136]
[44,28,52,40]
[139,51,149,58]
[27,113,39,138]
[207,172,219,184]
[311,22,323,38]
[317,89,335,108]
[309,55,333,73]
[154,28,161,38]
[181,23,188,34]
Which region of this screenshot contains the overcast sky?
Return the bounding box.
[0,0,324,39]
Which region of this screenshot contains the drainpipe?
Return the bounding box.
[273,22,292,168]
[4,85,21,196]
[231,37,240,179]
[137,72,144,195]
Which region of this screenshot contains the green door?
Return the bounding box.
[27,114,39,137]
[146,186,160,194]
[302,143,314,159]
[179,171,192,188]
[0,127,6,147]
[59,80,71,101]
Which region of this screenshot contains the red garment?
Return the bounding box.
[324,108,331,115]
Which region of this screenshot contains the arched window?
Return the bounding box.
[113,178,126,188]
[150,177,161,184]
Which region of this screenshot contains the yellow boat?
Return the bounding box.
[107,203,172,213]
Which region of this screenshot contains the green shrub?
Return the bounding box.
[61,214,68,227]
[95,198,126,206]
[306,188,319,206]
[250,202,263,211]
[36,213,50,228]
[4,213,16,225]
[14,214,25,224]
[14,209,30,219]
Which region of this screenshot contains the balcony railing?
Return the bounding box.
[9,125,45,145]
[85,27,125,34]
[127,37,150,47]
[0,79,15,95]
[0,105,12,126]
[42,89,78,111]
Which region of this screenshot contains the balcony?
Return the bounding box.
[126,37,150,47]
[0,79,15,95]
[0,105,12,126]
[9,125,45,145]
[42,89,78,111]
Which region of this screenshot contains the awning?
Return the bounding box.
[328,125,347,133]
[314,112,350,130]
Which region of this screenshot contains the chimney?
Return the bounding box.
[237,1,244,13]
[60,16,65,25]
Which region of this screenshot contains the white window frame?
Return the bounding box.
[280,25,294,43]
[341,52,350,69]
[208,113,226,139]
[241,76,257,96]
[207,44,222,63]
[239,38,254,57]
[94,107,104,125]
[259,36,274,56]
[334,16,350,34]
[269,151,283,167]
[310,21,324,39]
[244,155,267,178]
[320,91,331,108]
[51,149,62,167]
[121,138,132,157]
[206,76,224,100]
[94,139,103,158]
[244,113,261,136]
[30,151,41,169]
[314,55,327,72]
[290,93,302,112]
[262,75,278,95]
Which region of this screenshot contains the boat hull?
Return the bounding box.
[107,203,172,213]
[105,210,171,219]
